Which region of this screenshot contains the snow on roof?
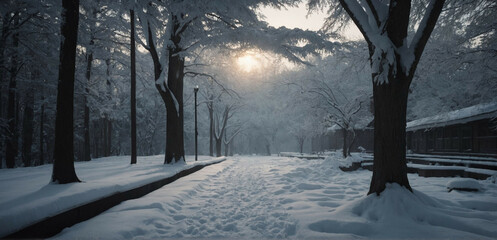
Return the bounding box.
[407,102,497,131]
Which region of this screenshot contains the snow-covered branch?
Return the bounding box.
[338,0,375,44]
[407,0,446,78]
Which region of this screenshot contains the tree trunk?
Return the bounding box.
[0,13,7,168]
[6,12,19,168]
[39,96,44,166]
[0,13,7,84]
[209,101,214,157]
[83,47,92,162]
[348,130,356,156]
[163,15,185,164]
[265,144,271,156]
[342,128,348,158]
[107,118,112,156]
[224,142,228,157]
[338,0,444,197]
[51,0,80,184]
[0,92,2,169]
[21,86,34,167]
[83,103,90,161]
[164,52,185,163]
[216,138,222,157]
[101,118,107,157]
[368,74,412,195]
[101,117,112,157]
[146,14,185,164]
[300,141,304,154]
[130,9,137,164]
[93,121,99,158]
[6,68,18,168]
[46,131,54,163]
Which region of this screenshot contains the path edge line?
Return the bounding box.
[4,158,226,239]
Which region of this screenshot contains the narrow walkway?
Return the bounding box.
[53,157,303,239]
[164,157,297,238]
[5,158,225,239]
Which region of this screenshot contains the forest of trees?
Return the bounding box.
[0,0,496,194]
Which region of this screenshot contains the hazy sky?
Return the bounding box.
[259,3,325,31]
[259,3,362,40]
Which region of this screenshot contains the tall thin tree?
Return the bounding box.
[21,74,35,167]
[39,92,44,166]
[130,8,137,164]
[51,0,81,183]
[5,12,19,168]
[83,37,93,162]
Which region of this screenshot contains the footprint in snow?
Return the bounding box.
[297,183,323,190]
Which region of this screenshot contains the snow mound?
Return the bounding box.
[308,183,497,239]
[323,152,363,169]
[447,179,482,192]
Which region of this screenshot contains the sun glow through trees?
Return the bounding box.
[236,52,260,73]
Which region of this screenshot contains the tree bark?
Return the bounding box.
[162,14,187,164]
[6,66,18,168]
[130,9,137,164]
[83,45,93,162]
[164,50,185,163]
[0,13,7,84]
[368,75,412,194]
[93,121,99,158]
[0,14,7,168]
[51,0,80,184]
[38,95,44,166]
[224,142,228,157]
[106,118,112,156]
[6,12,19,169]
[209,99,214,156]
[216,138,222,157]
[102,118,107,157]
[145,14,186,164]
[348,130,356,156]
[342,128,348,158]
[21,82,34,167]
[0,14,8,168]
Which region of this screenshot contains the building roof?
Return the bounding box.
[406,102,497,131]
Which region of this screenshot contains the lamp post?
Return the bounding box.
[194,85,199,161]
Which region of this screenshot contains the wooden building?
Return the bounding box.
[406,102,497,155]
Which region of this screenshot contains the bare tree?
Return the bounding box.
[223,122,244,156]
[309,76,368,158]
[213,103,240,157]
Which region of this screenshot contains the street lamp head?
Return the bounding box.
[194,85,199,92]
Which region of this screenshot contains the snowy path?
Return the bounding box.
[53,156,497,239]
[54,157,301,239]
[0,155,224,237]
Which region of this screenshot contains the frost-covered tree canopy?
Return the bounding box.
[0,0,494,162]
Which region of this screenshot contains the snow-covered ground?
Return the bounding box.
[0,155,224,236]
[49,155,497,239]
